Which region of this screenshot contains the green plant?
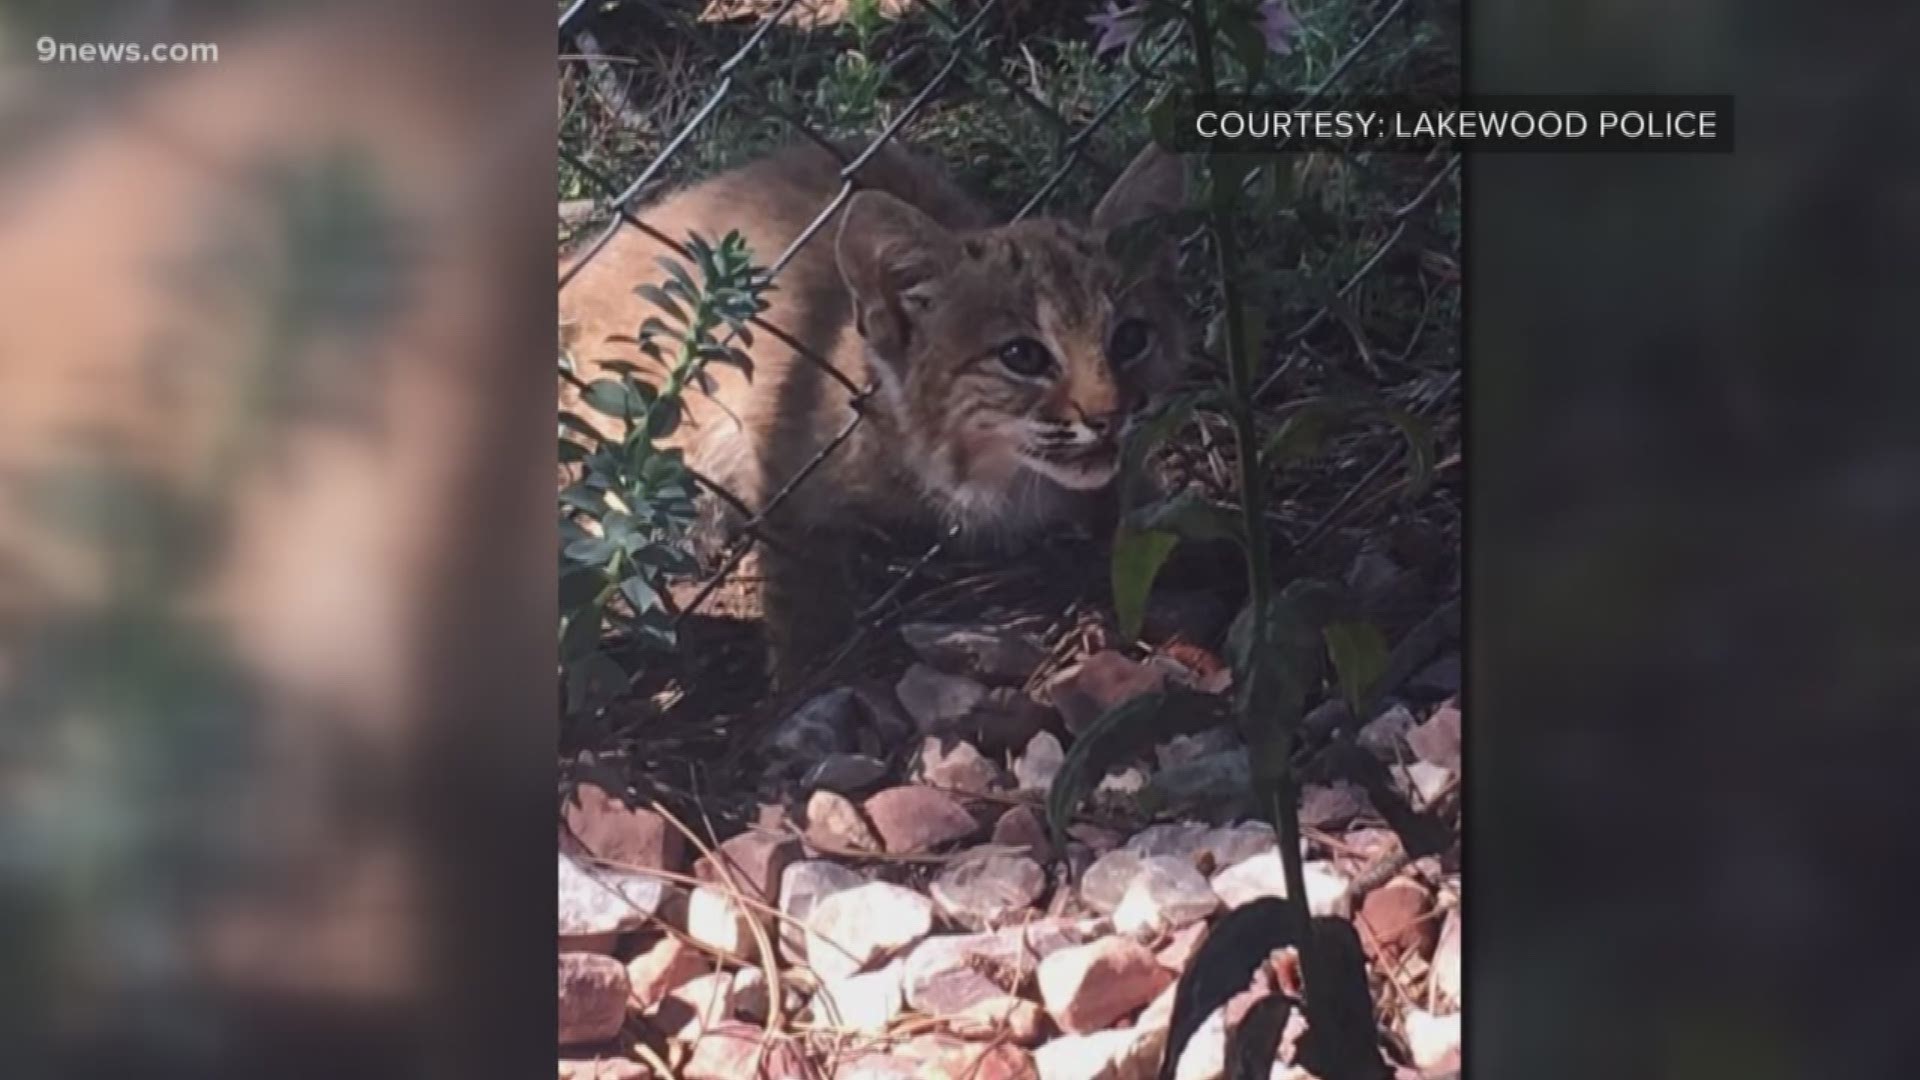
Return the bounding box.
[1044,3,1443,1078]
[558,230,774,717]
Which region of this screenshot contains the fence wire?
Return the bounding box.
[557,0,1445,703]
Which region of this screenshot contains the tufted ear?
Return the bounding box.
[835,190,961,368]
[1091,143,1189,234]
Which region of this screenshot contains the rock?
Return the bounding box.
[1048,651,1166,734]
[837,1053,922,1079]
[763,687,862,773]
[1357,877,1435,959]
[559,853,668,939]
[559,953,629,1047]
[1153,922,1207,971]
[694,832,802,911]
[565,783,685,872]
[1078,849,1145,915]
[807,881,936,982]
[1404,761,1453,807]
[1298,781,1372,831]
[1407,699,1462,771]
[850,679,918,745]
[1196,821,1277,873]
[1210,853,1352,917]
[901,622,1048,686]
[972,688,1058,753]
[1139,589,1235,649]
[652,970,735,1041]
[803,752,890,796]
[682,1022,809,1080]
[779,860,865,954]
[1031,1026,1166,1080]
[1068,823,1126,854]
[1122,823,1213,863]
[811,959,904,1034]
[1147,751,1251,813]
[1430,907,1461,1009]
[1357,704,1417,758]
[685,886,755,956]
[731,966,782,1024]
[1037,937,1174,1034]
[1154,727,1239,770]
[558,1057,652,1080]
[931,853,1048,930]
[863,786,979,853]
[805,789,882,853]
[896,663,990,734]
[1014,731,1067,793]
[1095,766,1149,798]
[1403,1008,1462,1071]
[946,995,1048,1046]
[895,1035,1039,1080]
[1112,856,1219,937]
[626,935,707,1009]
[991,804,1056,862]
[902,921,1098,1016]
[911,736,1007,794]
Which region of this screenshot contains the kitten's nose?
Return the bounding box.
[1079,408,1123,441]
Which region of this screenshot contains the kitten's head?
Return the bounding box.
[836,146,1188,507]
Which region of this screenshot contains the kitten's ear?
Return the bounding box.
[1091,144,1189,234]
[835,190,960,364]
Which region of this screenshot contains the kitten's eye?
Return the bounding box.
[997,337,1054,378]
[1109,319,1153,364]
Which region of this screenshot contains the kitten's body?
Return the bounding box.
[560,139,1186,679]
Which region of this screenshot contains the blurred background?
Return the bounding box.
[0,0,1913,1078]
[0,1,554,1076]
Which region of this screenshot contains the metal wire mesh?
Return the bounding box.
[556,0,1449,701]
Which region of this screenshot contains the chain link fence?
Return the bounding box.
[557,0,1457,706]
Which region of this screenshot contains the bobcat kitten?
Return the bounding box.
[560,140,1188,683]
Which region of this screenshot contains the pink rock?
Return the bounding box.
[992,804,1056,862]
[694,831,802,908]
[911,736,1007,794]
[894,1034,1039,1080]
[626,935,708,1010]
[863,786,980,854]
[902,921,1099,1016]
[558,1056,653,1079]
[1036,938,1174,1034]
[945,995,1049,1046]
[566,783,684,872]
[1357,877,1435,960]
[1154,922,1208,972]
[1407,700,1462,771]
[1048,651,1166,734]
[1031,1026,1166,1080]
[682,1021,809,1080]
[559,952,629,1047]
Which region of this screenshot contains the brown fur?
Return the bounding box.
[559,139,1188,681]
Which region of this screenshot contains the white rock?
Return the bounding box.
[1079,849,1146,915]
[896,663,988,733]
[1357,703,1417,757]
[1430,907,1461,1009]
[1015,731,1066,792]
[931,853,1047,931]
[1122,822,1212,863]
[1405,761,1453,807]
[1197,821,1277,873]
[807,881,935,982]
[685,885,755,955]
[1404,1008,1462,1070]
[811,960,905,1034]
[778,859,865,954]
[1209,853,1352,917]
[1112,856,1220,937]
[558,852,667,936]
[1033,1025,1166,1080]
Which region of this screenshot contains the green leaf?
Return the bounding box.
[1262,404,1335,467]
[559,597,605,662]
[1125,489,1246,546]
[1112,528,1180,642]
[563,535,616,565]
[634,283,686,323]
[1380,407,1437,498]
[1322,620,1388,719]
[619,575,663,614]
[1045,691,1167,858]
[582,378,648,421]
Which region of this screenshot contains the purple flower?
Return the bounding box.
[1088,1,1146,57]
[1258,0,1302,56]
